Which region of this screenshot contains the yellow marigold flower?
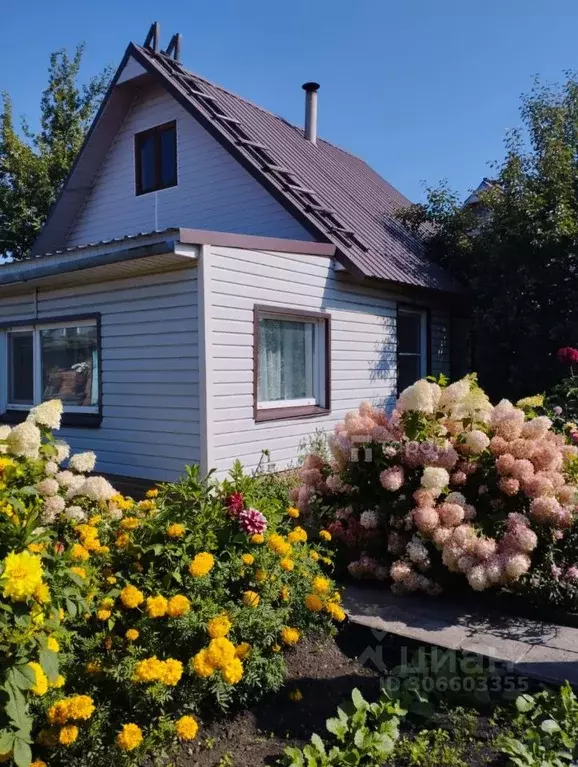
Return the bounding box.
[111,494,134,511]
[280,558,294,572]
[309,551,320,562]
[71,543,89,561]
[312,576,330,594]
[125,629,139,642]
[88,515,102,525]
[287,526,308,544]
[241,553,254,565]
[192,649,214,678]
[48,700,70,725]
[97,609,111,621]
[85,660,101,674]
[100,597,114,609]
[146,488,159,498]
[133,656,164,683]
[235,642,251,660]
[322,556,332,566]
[27,542,46,554]
[1,551,44,602]
[146,595,168,618]
[50,674,65,689]
[326,602,346,622]
[70,566,86,579]
[305,594,324,612]
[58,607,65,621]
[160,658,183,686]
[115,532,130,549]
[207,637,237,669]
[208,614,232,638]
[287,506,300,518]
[280,586,290,601]
[250,533,264,544]
[221,657,243,685]
[242,590,260,608]
[31,760,48,767]
[120,585,144,609]
[188,552,214,577]
[58,724,78,745]
[121,516,140,531]
[28,662,48,696]
[96,545,110,555]
[267,534,291,556]
[167,594,190,618]
[272,644,281,653]
[167,523,185,539]
[33,582,50,604]
[281,627,300,646]
[117,723,143,751]
[319,530,331,541]
[46,636,59,652]
[289,688,303,702]
[255,569,267,583]
[106,576,117,585]
[68,695,95,720]
[175,715,199,741]
[329,591,342,603]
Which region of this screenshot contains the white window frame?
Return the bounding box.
[255,307,328,416]
[3,318,100,414]
[397,308,428,386]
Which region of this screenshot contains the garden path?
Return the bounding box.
[344,585,578,686]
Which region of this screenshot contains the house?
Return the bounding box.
[0,24,466,483]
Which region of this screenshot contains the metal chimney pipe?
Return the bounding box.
[302,82,320,144]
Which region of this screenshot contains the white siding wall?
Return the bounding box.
[0,268,200,481]
[207,247,399,475]
[66,84,313,247]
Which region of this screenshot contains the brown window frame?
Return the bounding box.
[253,305,331,423]
[134,121,177,196]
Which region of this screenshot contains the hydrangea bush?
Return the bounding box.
[0,402,342,767]
[293,375,578,604]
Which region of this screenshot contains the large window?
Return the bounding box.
[5,318,99,413]
[135,121,177,195]
[254,306,330,422]
[397,307,428,392]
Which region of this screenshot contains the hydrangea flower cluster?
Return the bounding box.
[296,375,578,597]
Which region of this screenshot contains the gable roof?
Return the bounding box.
[33,41,461,294]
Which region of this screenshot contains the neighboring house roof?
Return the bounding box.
[464,177,499,207]
[33,39,462,294]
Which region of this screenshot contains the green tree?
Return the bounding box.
[399,76,578,401]
[0,44,111,259]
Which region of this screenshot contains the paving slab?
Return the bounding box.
[343,585,578,686]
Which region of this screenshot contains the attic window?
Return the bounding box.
[135,121,177,195]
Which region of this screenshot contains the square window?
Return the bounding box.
[135,122,177,195]
[255,307,330,421]
[8,331,34,405]
[397,308,428,392]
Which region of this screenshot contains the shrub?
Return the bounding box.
[293,375,578,604]
[0,402,342,767]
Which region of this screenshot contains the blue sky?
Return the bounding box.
[2,0,577,201]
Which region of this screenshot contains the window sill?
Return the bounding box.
[0,410,102,429]
[255,405,330,423]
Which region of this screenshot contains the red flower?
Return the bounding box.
[557,347,578,365]
[225,492,245,518]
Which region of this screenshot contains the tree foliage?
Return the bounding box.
[399,75,578,401]
[0,44,111,259]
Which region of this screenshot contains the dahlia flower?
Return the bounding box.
[239,508,267,535]
[557,347,578,365]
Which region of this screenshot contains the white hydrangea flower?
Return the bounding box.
[69,451,97,474]
[360,510,379,529]
[26,399,63,430]
[41,495,66,524]
[465,429,490,454]
[108,506,124,521]
[397,380,441,414]
[55,441,71,464]
[65,475,89,500]
[45,461,59,476]
[36,478,59,497]
[421,467,450,492]
[56,470,77,488]
[74,476,117,502]
[439,379,470,410]
[406,536,430,568]
[0,425,11,454]
[445,492,467,507]
[6,422,41,459]
[64,505,87,522]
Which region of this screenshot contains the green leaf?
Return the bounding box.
[0,730,15,754]
[540,719,561,734]
[516,693,536,713]
[309,734,326,756]
[5,685,28,731]
[7,665,35,691]
[13,738,32,767]
[38,649,59,683]
[351,688,365,711]
[65,598,78,618]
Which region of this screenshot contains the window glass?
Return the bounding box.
[159,126,177,187]
[8,332,34,404]
[258,319,314,402]
[40,325,98,407]
[397,312,421,354]
[398,354,422,393]
[138,133,156,193]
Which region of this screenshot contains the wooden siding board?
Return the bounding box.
[66,84,314,247]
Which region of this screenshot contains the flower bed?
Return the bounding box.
[0,401,343,767]
[294,375,578,611]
